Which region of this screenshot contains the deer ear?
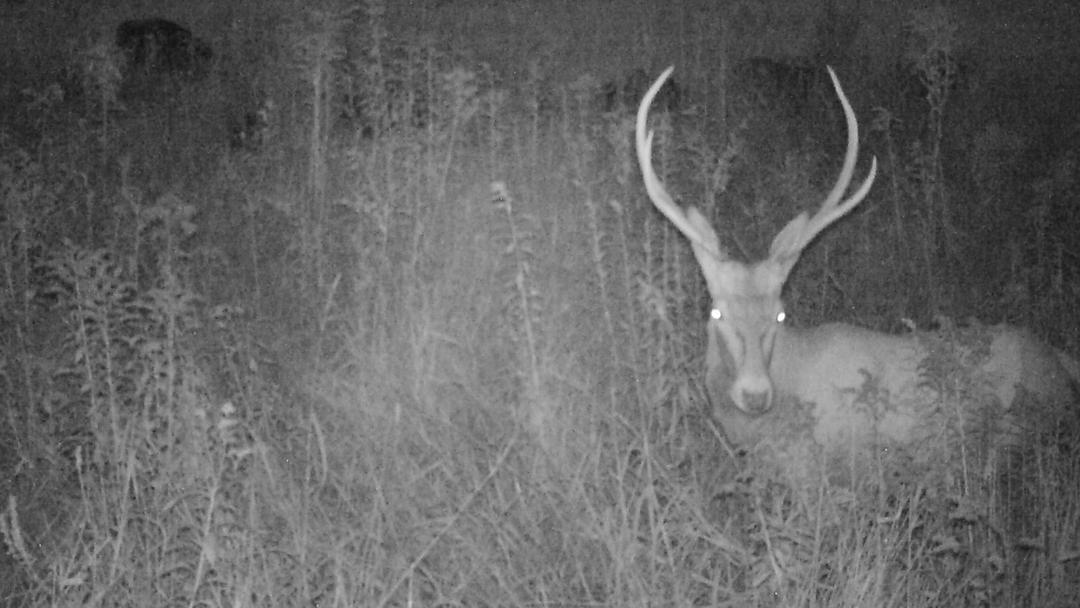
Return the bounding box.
[686,207,722,258]
[768,212,809,278]
[684,207,732,296]
[682,207,725,287]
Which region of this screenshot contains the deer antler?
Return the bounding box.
[769,67,878,261]
[636,67,723,260]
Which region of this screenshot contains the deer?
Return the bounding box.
[635,66,1078,478]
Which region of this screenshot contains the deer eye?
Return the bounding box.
[710,308,723,321]
[776,311,786,323]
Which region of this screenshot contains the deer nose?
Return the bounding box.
[741,390,771,415]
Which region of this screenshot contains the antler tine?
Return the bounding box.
[636,67,723,260]
[797,67,878,249]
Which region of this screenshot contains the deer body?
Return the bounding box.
[709,322,921,449]
[709,321,1075,453]
[635,67,1077,470]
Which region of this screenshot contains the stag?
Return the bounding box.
[636,66,1078,478]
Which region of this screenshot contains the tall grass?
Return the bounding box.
[0,2,1077,606]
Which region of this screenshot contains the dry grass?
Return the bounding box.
[1,1,1078,606]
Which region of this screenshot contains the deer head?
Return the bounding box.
[636,66,877,416]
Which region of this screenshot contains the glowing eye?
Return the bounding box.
[776,311,786,323]
[710,308,722,321]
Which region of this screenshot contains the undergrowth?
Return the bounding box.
[0,2,1077,607]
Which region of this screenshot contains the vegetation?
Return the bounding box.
[1,1,1077,606]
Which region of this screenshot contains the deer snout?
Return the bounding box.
[729,368,774,415]
[738,388,772,415]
